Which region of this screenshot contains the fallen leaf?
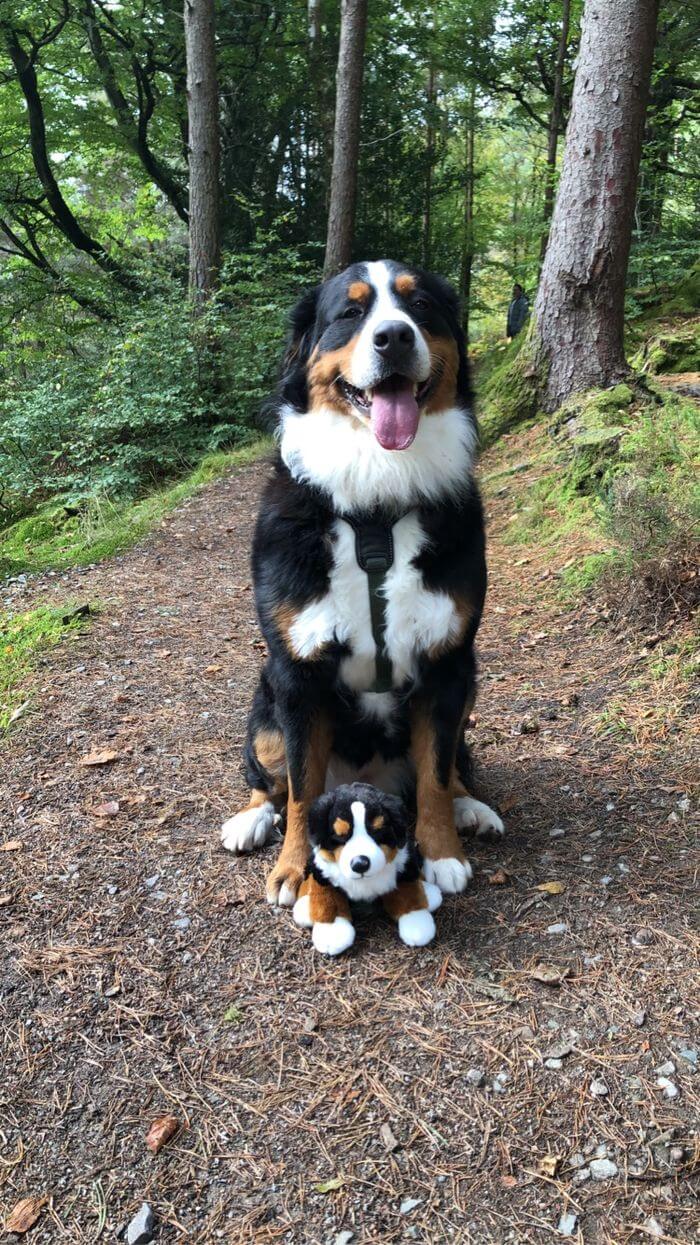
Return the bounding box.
[537,1154,562,1177]
[4,1195,48,1234]
[535,881,566,895]
[93,801,120,818]
[8,701,29,725]
[314,1177,345,1194]
[145,1115,179,1154]
[380,1123,399,1152]
[204,664,222,674]
[500,1174,518,1189]
[0,893,13,906]
[499,794,519,813]
[223,1005,244,1024]
[0,839,23,852]
[80,749,121,767]
[154,649,172,659]
[488,868,510,886]
[472,978,517,1004]
[531,963,571,986]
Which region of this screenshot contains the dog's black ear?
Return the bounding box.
[280,284,321,410]
[307,789,335,845]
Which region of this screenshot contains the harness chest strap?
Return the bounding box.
[345,514,402,695]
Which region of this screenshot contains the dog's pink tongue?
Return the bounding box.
[370,377,419,451]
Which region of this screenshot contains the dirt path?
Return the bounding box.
[1,453,698,1244]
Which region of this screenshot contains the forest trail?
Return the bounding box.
[1,450,698,1244]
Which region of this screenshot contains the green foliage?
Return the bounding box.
[0,605,91,733]
[0,441,270,580]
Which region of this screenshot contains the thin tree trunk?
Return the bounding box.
[539,0,571,264]
[184,0,220,301]
[459,85,476,342]
[421,64,436,270]
[323,0,368,279]
[534,0,659,412]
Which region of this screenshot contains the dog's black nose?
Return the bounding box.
[350,855,371,875]
[373,320,415,362]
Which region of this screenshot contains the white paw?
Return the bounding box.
[312,917,356,956]
[422,881,443,913]
[292,894,312,927]
[221,802,277,853]
[454,796,505,841]
[398,908,436,947]
[424,856,473,894]
[278,881,298,908]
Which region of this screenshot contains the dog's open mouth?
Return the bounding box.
[336,373,435,451]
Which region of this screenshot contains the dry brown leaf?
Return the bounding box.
[4,1195,48,1234]
[537,1154,562,1177]
[0,839,23,852]
[145,1114,179,1154]
[535,880,566,895]
[531,963,571,986]
[204,664,222,674]
[380,1123,399,1152]
[488,868,510,886]
[93,801,120,818]
[500,1174,518,1189]
[0,893,13,906]
[80,749,121,767]
[154,649,172,659]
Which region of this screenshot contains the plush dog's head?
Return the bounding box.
[281,261,471,453]
[308,783,413,899]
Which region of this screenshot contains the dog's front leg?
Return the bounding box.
[411,693,474,895]
[266,699,331,907]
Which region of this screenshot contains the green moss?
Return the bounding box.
[0,439,271,580]
[631,322,700,375]
[479,336,542,446]
[1,605,91,733]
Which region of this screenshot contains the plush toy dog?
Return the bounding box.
[292,782,442,956]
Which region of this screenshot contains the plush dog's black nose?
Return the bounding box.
[373,320,415,362]
[350,855,371,875]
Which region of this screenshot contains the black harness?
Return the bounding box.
[345,514,402,694]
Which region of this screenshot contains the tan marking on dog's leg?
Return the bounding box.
[383,880,428,920]
[308,876,351,924]
[411,710,472,894]
[255,727,288,799]
[266,715,332,906]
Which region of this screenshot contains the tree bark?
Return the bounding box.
[539,0,571,264]
[323,0,368,279]
[534,0,659,411]
[458,85,476,343]
[184,0,220,301]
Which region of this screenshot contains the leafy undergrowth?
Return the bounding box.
[0,605,91,733]
[481,379,699,632]
[0,440,270,580]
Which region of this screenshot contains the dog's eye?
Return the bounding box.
[412,296,429,310]
[341,305,363,319]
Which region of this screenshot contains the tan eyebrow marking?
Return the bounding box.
[371,815,385,829]
[348,280,370,302]
[333,817,352,837]
[395,273,416,296]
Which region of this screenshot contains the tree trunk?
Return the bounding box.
[458,86,476,343]
[421,64,437,270]
[534,0,659,412]
[323,0,368,279]
[184,0,220,301]
[539,0,571,264]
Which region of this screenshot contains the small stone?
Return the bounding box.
[546,1039,575,1060]
[589,1158,618,1180]
[547,922,569,934]
[544,1058,563,1070]
[549,828,566,839]
[669,1146,685,1165]
[335,1233,354,1245]
[516,1025,535,1040]
[679,1048,697,1066]
[633,1009,647,1027]
[642,1219,664,1239]
[171,917,190,931]
[492,1072,509,1093]
[107,885,118,896]
[656,1060,676,1077]
[581,854,594,863]
[518,715,539,734]
[558,1211,578,1237]
[127,1203,155,1245]
[600,875,613,886]
[399,1199,421,1215]
[632,928,655,947]
[569,1153,586,1169]
[573,1167,591,1184]
[145,874,160,889]
[657,1077,679,1099]
[589,1078,609,1097]
[617,862,629,874]
[466,1068,484,1087]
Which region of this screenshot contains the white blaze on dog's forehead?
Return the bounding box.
[350,800,366,830]
[349,260,430,390]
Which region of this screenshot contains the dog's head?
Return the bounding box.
[280,261,470,452]
[308,782,412,889]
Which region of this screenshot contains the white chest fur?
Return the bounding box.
[288,512,462,694]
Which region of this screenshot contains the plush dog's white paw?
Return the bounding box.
[454,796,505,841]
[398,908,436,947]
[221,802,277,853]
[422,881,443,913]
[312,916,356,956]
[292,894,313,927]
[424,856,473,894]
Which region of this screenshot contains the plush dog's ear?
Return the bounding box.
[379,792,412,843]
[280,285,321,410]
[307,789,336,846]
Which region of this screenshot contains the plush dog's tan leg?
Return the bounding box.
[295,874,355,956]
[383,879,437,947]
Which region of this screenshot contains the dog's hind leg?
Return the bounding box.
[221,673,287,854]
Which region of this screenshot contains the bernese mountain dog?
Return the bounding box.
[293,783,443,955]
[221,259,504,905]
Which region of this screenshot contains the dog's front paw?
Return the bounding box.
[312,917,356,956]
[221,801,277,853]
[454,796,505,842]
[266,857,305,907]
[423,856,473,894]
[398,908,436,947]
